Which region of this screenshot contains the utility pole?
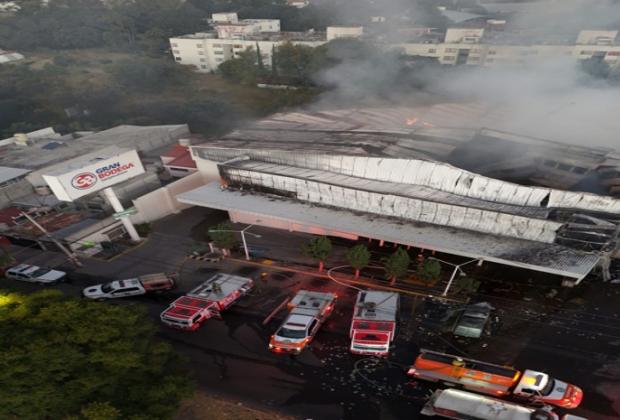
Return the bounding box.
[21,212,83,267]
[428,257,482,296]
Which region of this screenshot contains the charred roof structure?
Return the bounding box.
[179,107,620,284]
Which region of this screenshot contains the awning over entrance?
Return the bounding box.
[178,183,601,281]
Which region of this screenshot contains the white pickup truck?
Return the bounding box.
[82,273,176,300]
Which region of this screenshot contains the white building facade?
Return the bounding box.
[398,29,620,67]
[170,13,325,72]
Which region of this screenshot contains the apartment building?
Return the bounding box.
[170,13,326,72]
[398,28,620,67]
[326,26,363,42]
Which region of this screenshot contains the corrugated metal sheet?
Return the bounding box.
[221,160,561,243]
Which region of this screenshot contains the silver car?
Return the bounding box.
[453,302,494,338]
[5,264,66,285]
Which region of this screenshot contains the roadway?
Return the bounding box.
[2,207,618,419]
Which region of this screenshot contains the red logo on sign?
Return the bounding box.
[71,172,98,190]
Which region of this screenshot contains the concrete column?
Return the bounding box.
[103,187,141,242]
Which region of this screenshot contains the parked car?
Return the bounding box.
[453,302,494,338]
[5,264,66,285]
[82,273,176,300]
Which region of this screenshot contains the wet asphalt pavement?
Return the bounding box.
[3,256,620,419]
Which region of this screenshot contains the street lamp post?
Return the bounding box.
[208,224,262,261]
[429,256,482,296]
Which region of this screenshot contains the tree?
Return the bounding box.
[218,48,260,85]
[383,247,410,285]
[256,42,265,74]
[0,290,191,419]
[208,222,236,255]
[273,42,319,85]
[109,57,180,93]
[346,244,370,279]
[303,236,332,272]
[79,402,121,420]
[0,249,14,269]
[452,276,481,296]
[417,258,442,284]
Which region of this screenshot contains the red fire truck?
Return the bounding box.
[349,291,399,356]
[408,350,583,409]
[160,273,253,330]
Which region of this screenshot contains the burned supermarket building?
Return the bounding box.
[178,106,620,284]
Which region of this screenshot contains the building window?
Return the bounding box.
[445,48,457,53]
[608,51,620,56]
[468,57,480,62]
[196,44,202,47]
[173,49,180,54]
[213,51,224,55]
[428,48,436,53]
[200,65,207,69]
[200,58,206,62]
[580,50,593,55]
[198,51,204,55]
[443,56,455,61]
[487,50,496,55]
[175,57,182,61]
[213,43,222,47]
[216,58,223,62]
[171,43,178,47]
[233,44,243,48]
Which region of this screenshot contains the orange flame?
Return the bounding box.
[405,117,418,126]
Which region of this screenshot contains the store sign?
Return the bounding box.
[43,149,145,201]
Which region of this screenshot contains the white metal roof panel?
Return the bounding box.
[354,291,399,322]
[188,273,252,301]
[0,166,30,184]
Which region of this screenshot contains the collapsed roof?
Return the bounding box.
[181,107,620,281]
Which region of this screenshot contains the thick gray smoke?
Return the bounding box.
[503,0,620,35]
[310,0,620,148]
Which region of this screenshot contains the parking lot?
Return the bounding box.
[3,258,618,419]
[2,207,619,419]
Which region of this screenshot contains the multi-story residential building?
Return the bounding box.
[170,13,326,72]
[398,28,620,68]
[326,26,364,41]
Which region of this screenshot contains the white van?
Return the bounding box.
[422,389,588,420]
